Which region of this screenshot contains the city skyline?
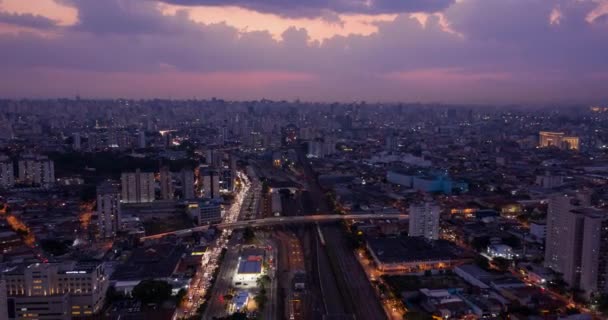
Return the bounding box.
[0,0,607,103]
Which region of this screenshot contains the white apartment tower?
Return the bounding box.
[408,202,440,240]
[544,191,591,286]
[120,169,155,203]
[96,182,121,238]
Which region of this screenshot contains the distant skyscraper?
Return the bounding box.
[0,155,14,189]
[121,169,155,203]
[97,182,121,238]
[159,166,174,200]
[408,202,440,240]
[202,169,220,199]
[180,168,195,199]
[17,154,54,187]
[73,132,81,150]
[544,191,591,286]
[138,131,146,148]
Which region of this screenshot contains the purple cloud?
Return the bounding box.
[0,11,59,29]
[157,0,455,18]
[0,0,607,103]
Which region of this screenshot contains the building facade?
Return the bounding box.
[96,182,121,238]
[3,261,108,319]
[17,155,55,187]
[120,169,155,203]
[408,202,440,240]
[0,155,14,189]
[544,191,591,286]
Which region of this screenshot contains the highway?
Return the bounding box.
[140,213,407,240]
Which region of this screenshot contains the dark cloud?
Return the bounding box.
[157,0,455,18]
[0,11,58,29]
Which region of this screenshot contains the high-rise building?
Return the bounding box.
[544,191,592,287]
[96,182,121,238]
[538,131,580,150]
[408,202,440,240]
[72,132,81,150]
[580,208,608,294]
[121,169,155,203]
[159,166,174,200]
[138,130,146,149]
[3,261,108,319]
[180,168,195,199]
[0,155,14,189]
[202,169,220,199]
[17,155,55,187]
[0,279,7,320]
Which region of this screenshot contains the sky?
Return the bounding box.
[0,0,607,104]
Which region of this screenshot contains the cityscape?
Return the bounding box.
[0,1,608,320]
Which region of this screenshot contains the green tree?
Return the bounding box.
[475,255,490,270]
[243,227,255,244]
[174,288,187,307]
[492,257,511,272]
[132,279,172,304]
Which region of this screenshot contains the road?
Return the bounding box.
[140,213,408,240]
[175,169,251,318]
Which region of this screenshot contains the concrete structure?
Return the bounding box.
[140,213,408,240]
[96,182,121,238]
[3,261,108,319]
[529,221,546,243]
[159,166,173,200]
[121,169,155,203]
[366,237,468,273]
[17,155,54,187]
[0,154,14,189]
[180,168,195,199]
[580,208,608,295]
[409,202,440,240]
[539,131,580,150]
[201,169,220,199]
[186,199,223,225]
[544,191,591,286]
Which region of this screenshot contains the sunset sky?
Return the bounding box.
[0,0,607,103]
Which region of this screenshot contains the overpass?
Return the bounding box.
[140,213,408,241]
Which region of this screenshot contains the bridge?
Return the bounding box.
[140,213,408,241]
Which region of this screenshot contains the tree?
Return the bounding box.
[475,255,490,270]
[243,227,255,244]
[257,275,271,288]
[254,291,268,310]
[132,279,172,304]
[492,257,511,272]
[174,288,187,307]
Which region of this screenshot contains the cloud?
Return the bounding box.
[157,0,455,18]
[0,0,607,103]
[0,11,59,29]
